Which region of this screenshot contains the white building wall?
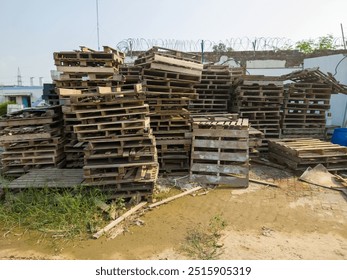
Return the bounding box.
[304,54,347,127]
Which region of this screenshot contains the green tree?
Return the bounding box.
[212,43,233,53]
[317,34,335,50]
[295,39,315,54]
[295,34,336,54]
[0,101,15,116]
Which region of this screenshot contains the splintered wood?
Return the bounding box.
[190,115,249,187]
[268,138,347,171]
[0,106,65,177]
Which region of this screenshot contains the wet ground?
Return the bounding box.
[0,164,347,260]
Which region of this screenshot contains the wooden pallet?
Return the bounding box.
[83,163,158,185]
[268,138,347,171]
[8,168,84,188]
[190,117,249,187]
[2,157,66,178]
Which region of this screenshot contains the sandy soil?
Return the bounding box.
[0,164,346,260]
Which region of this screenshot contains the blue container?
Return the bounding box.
[331,128,347,146]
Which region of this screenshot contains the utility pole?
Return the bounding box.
[39,77,43,87]
[201,40,204,63]
[341,23,346,50]
[96,0,100,50]
[30,77,34,86]
[17,67,22,86]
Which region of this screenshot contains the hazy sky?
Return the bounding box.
[1,0,346,85]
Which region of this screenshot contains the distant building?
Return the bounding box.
[0,85,43,107]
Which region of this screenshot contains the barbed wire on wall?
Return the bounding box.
[116,37,346,53]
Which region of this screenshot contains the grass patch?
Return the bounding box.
[0,186,112,239]
[181,214,227,260]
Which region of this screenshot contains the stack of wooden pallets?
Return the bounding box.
[53,46,124,89]
[68,86,158,198]
[53,46,125,168]
[279,67,347,139]
[190,115,249,187]
[249,127,264,158]
[0,106,65,177]
[189,65,232,112]
[119,65,142,90]
[232,76,284,152]
[281,83,332,138]
[42,83,59,106]
[134,46,203,174]
[268,138,347,171]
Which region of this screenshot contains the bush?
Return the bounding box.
[0,186,109,238]
[0,101,15,116]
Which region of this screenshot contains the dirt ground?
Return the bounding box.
[0,164,347,260]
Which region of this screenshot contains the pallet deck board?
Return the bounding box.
[8,169,83,188]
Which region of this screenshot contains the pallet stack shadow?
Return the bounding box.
[189,65,232,112]
[190,115,249,187]
[0,106,65,177]
[268,138,347,171]
[134,47,203,174]
[232,76,284,152]
[53,46,125,168]
[69,86,158,198]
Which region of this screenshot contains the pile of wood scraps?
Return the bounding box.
[281,67,347,94]
[0,106,65,177]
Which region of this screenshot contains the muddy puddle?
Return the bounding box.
[1,165,347,260]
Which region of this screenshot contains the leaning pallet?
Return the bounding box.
[190,115,249,187]
[135,46,203,174]
[268,138,347,171]
[69,86,158,198]
[0,106,65,177]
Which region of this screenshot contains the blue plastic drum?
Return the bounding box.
[331,128,347,146]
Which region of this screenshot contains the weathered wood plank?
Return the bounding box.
[191,151,248,162]
[193,139,248,149]
[149,187,202,208]
[93,202,147,239]
[192,129,248,137]
[191,163,248,174]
